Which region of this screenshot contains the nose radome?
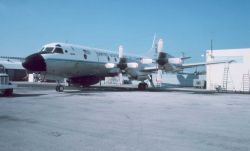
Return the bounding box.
[22,53,46,72]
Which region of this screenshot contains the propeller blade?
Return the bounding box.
[119,73,123,85]
[157,38,164,53]
[156,69,163,87]
[151,33,156,51]
[118,45,124,58]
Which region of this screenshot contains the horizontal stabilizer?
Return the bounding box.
[180,56,191,60]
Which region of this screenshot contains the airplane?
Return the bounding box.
[0,56,27,81]
[22,38,232,92]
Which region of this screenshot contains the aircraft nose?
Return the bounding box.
[22,53,46,72]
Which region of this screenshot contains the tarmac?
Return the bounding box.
[1,84,250,151]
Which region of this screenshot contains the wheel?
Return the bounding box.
[3,89,13,96]
[55,85,64,92]
[55,85,59,92]
[58,85,64,92]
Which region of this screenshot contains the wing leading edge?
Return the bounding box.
[140,60,234,73]
[181,60,235,69]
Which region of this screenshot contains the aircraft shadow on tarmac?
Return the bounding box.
[70,86,177,92]
[0,85,217,98]
[0,93,46,98]
[78,86,217,95]
[0,115,38,124]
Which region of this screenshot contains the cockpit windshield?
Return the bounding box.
[40,47,54,54]
[40,46,64,54]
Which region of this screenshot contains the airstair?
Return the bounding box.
[222,66,229,91]
[156,70,163,87]
[242,73,250,93]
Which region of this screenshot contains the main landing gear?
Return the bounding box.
[55,84,64,92]
[137,75,154,90]
[138,82,148,90]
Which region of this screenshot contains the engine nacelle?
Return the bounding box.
[141,58,153,64]
[168,58,182,64]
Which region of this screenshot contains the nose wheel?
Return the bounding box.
[56,85,64,92]
[138,82,148,90]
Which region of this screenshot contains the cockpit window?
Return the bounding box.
[40,47,45,51]
[53,47,64,54]
[42,47,54,53]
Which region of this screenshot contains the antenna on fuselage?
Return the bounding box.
[145,33,157,57]
[210,39,214,58]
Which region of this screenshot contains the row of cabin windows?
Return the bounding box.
[41,47,118,62]
[83,54,118,62]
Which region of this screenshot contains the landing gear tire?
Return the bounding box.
[138,83,148,90]
[56,85,64,92]
[2,89,13,96]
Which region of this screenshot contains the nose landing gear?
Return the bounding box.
[56,85,64,92]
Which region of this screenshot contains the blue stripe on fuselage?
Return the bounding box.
[45,58,107,65]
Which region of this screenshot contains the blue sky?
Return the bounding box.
[0,0,250,61]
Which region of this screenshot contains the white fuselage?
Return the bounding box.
[39,43,147,81]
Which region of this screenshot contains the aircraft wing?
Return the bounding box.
[0,59,24,70]
[140,60,234,73]
[181,60,234,69]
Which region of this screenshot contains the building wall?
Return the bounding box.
[206,48,250,91]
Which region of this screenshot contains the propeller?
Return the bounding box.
[105,45,138,71]
[154,39,166,87]
[117,46,126,70]
[116,45,138,70]
[141,38,168,65]
[156,39,168,66]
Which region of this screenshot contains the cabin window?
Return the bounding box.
[65,50,68,53]
[114,58,117,62]
[53,47,64,54]
[107,56,110,61]
[84,54,87,60]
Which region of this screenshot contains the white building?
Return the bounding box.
[206,48,250,92]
